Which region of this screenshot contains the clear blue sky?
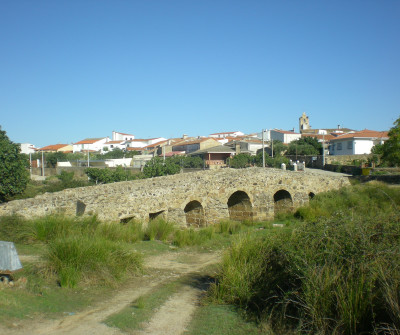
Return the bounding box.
[1,0,399,147]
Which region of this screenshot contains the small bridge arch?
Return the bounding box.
[227,190,253,222]
[273,189,293,216]
[184,200,205,227]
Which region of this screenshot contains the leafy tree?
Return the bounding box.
[85,167,141,184]
[228,153,253,168]
[286,137,322,156]
[0,127,30,202]
[271,140,287,156]
[381,116,400,166]
[46,151,68,167]
[143,157,181,178]
[182,156,204,168]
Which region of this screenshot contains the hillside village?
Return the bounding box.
[20,113,389,169]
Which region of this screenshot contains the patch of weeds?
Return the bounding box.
[144,219,176,242]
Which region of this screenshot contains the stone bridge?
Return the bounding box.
[0,168,350,226]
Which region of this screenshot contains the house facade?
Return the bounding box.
[329,130,388,155]
[270,129,301,144]
[37,144,73,153]
[225,139,263,155]
[172,138,221,154]
[73,138,109,153]
[126,137,166,149]
[102,140,128,152]
[209,131,244,139]
[112,131,135,141]
[20,143,37,154]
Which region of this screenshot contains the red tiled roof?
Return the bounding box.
[106,140,124,144]
[210,131,239,135]
[173,137,219,146]
[330,129,388,141]
[143,140,168,149]
[75,138,106,145]
[38,144,69,151]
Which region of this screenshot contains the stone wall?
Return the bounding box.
[0,168,351,226]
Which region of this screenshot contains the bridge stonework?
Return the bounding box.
[0,168,350,226]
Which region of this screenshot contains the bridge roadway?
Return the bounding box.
[0,168,351,226]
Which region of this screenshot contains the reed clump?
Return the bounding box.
[211,183,400,334]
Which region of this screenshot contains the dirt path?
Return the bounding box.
[2,251,220,335]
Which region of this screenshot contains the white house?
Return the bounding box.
[329,130,388,155]
[126,137,167,149]
[112,131,135,141]
[209,131,244,139]
[73,137,109,153]
[258,129,301,144]
[102,140,128,152]
[20,143,37,154]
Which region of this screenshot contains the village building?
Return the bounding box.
[329,129,388,155]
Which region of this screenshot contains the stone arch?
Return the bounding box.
[273,189,293,216]
[227,191,253,222]
[309,192,316,200]
[76,200,86,216]
[184,200,205,227]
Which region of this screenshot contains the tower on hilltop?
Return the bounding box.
[299,112,310,133]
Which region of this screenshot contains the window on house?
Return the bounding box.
[337,143,342,150]
[347,141,353,149]
[110,145,114,148]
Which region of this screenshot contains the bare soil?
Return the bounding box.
[0,251,221,335]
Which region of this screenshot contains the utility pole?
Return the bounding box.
[87,150,90,167]
[41,151,45,177]
[262,129,265,168]
[271,139,274,158]
[29,152,32,178]
[322,133,325,168]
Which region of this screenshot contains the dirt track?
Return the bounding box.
[1,251,220,335]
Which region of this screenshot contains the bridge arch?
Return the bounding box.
[184,200,205,227]
[273,189,293,216]
[227,190,253,222]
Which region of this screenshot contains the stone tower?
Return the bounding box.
[299,112,310,133]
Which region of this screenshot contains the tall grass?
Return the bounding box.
[0,215,143,288]
[47,236,142,288]
[144,219,176,242]
[211,183,400,334]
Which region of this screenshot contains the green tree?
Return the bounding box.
[0,127,30,202]
[46,151,67,167]
[228,153,252,168]
[271,140,287,156]
[143,157,181,177]
[286,137,322,156]
[381,116,400,166]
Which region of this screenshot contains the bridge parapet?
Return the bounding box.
[0,168,350,225]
